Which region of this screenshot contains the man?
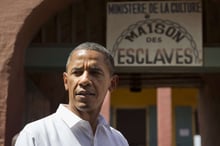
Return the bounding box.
[15,42,129,146]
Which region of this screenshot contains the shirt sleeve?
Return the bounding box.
[15,130,37,146]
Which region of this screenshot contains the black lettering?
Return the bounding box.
[163,48,173,64]
[126,48,135,64]
[147,23,153,33]
[154,49,166,64]
[138,26,147,36]
[155,23,165,34]
[107,3,147,14]
[184,48,193,64]
[160,3,169,13]
[125,31,138,42]
[149,3,158,13]
[166,27,176,37]
[136,48,144,64]
[173,30,185,43]
[146,37,162,43]
[107,4,117,14]
[123,4,129,14]
[171,3,177,13]
[164,3,170,13]
[146,37,151,42]
[118,48,125,64]
[145,48,153,64]
[176,48,183,64]
[158,37,162,43]
[170,2,201,13]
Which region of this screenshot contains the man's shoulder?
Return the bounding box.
[22,113,57,133]
[109,126,125,137]
[108,126,129,145]
[15,113,68,145]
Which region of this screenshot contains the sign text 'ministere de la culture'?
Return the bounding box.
[106,1,202,66]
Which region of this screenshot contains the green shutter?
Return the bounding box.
[149,106,157,146]
[175,106,193,146]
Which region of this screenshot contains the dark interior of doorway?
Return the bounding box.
[25,71,67,123]
[116,109,146,146]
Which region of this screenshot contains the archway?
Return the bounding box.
[0,0,73,145]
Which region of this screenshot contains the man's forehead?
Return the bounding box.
[69,50,105,65]
[71,49,104,59]
[72,59,99,66]
[73,49,88,56]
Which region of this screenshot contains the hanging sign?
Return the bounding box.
[106,1,202,66]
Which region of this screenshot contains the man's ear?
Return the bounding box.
[63,72,68,91]
[109,74,119,92]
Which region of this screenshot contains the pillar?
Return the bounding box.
[157,87,172,146]
[101,91,110,123]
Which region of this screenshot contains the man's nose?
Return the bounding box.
[79,71,91,86]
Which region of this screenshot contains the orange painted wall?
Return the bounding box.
[111,87,199,146]
[111,87,198,108]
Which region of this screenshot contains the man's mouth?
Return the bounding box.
[76,91,96,96]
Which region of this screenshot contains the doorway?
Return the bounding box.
[116,108,147,146]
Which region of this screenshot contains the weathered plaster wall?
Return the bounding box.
[0,0,73,145]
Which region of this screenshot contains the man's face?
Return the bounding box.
[63,49,116,114]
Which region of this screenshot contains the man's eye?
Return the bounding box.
[90,70,99,74]
[72,70,82,76]
[90,70,102,76]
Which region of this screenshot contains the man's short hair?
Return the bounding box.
[66,42,115,75]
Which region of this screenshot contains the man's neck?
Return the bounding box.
[79,111,99,134]
[68,105,100,134]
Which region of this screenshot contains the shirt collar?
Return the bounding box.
[56,104,82,128]
[97,115,112,133]
[56,104,111,131]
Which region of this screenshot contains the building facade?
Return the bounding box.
[1,0,220,146]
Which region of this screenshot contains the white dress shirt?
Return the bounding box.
[15,104,129,146]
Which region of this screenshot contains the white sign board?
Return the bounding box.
[107,1,202,66]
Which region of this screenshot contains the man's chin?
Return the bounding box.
[77,105,91,112]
